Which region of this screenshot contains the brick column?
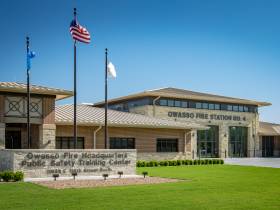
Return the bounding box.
[0,123,5,149]
[39,124,56,149]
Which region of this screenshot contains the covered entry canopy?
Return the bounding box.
[259,122,280,136]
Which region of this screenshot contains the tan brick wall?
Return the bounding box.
[56,125,190,153]
[0,95,4,123]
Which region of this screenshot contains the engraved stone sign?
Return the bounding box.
[0,149,136,178]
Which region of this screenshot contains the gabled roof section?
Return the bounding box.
[0,82,73,100]
[55,104,207,130]
[94,87,271,107]
[259,121,280,136]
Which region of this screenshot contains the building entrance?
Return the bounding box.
[5,130,21,149]
[197,126,219,158]
[262,136,274,157]
[229,126,248,157]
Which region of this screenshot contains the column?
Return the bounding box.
[0,123,5,149]
[219,124,228,158]
[39,124,56,149]
[191,129,197,159]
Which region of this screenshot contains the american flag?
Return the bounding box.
[70,20,90,44]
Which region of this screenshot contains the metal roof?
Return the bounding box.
[94,87,271,107]
[259,122,280,136]
[55,104,207,130]
[0,82,73,100]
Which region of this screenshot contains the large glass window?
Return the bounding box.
[157,139,178,152]
[196,102,202,109]
[182,101,188,108]
[174,100,181,107]
[202,103,208,109]
[110,137,135,149]
[159,99,167,106]
[197,126,219,158]
[228,127,248,157]
[56,137,84,149]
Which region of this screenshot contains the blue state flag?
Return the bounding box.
[27,51,36,70]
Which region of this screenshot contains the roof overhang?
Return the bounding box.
[0,82,73,100]
[94,91,271,107]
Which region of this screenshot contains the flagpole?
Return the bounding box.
[26,36,31,149]
[73,8,77,149]
[104,48,108,149]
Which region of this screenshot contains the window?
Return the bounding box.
[209,104,214,110]
[238,105,244,112]
[157,139,178,152]
[196,102,202,109]
[110,138,135,149]
[229,127,248,157]
[221,104,227,110]
[182,101,188,108]
[233,105,239,112]
[56,137,84,149]
[168,100,174,107]
[174,100,181,107]
[202,103,208,109]
[159,99,167,106]
[214,104,220,110]
[197,126,219,158]
[189,101,196,108]
[227,105,233,111]
[244,106,249,112]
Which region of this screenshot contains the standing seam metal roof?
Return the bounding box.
[55,104,207,130]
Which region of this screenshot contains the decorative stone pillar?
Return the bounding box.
[219,124,228,158]
[191,129,197,159]
[0,123,5,149]
[39,124,56,149]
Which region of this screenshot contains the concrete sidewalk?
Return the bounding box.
[225,158,280,168]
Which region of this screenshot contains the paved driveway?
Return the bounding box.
[225,158,280,168]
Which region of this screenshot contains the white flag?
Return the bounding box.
[107,62,117,78]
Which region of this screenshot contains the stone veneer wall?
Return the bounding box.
[39,124,56,149]
[130,105,259,158]
[0,149,136,178]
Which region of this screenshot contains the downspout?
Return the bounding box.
[93,126,102,149]
[153,96,161,117]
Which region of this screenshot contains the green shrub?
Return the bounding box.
[136,159,223,167]
[14,171,24,182]
[2,171,14,182]
[163,161,169,166]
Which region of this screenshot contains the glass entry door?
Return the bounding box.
[262,136,274,157]
[229,127,248,157]
[197,126,219,158]
[5,130,21,149]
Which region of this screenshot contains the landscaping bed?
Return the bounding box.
[33,177,182,189]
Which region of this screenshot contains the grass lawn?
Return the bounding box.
[0,165,280,210]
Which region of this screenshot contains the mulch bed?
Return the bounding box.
[33,177,182,189]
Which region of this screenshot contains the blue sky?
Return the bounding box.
[1,0,279,123]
